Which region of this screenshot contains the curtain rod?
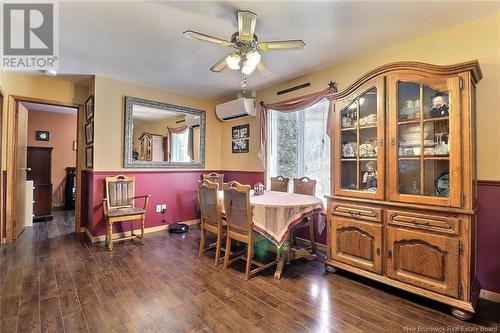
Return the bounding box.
[260,81,336,106]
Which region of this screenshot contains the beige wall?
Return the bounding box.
[93,76,221,171]
[221,13,500,180]
[27,110,77,206]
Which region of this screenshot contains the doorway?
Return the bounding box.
[7,97,82,240]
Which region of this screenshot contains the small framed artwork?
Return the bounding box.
[239,124,250,138]
[232,126,240,139]
[36,130,49,141]
[232,124,250,139]
[72,141,77,151]
[240,139,249,153]
[232,138,249,154]
[231,124,250,153]
[85,121,94,145]
[85,95,94,121]
[86,146,93,168]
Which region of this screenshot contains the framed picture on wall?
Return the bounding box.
[231,124,250,153]
[36,130,50,141]
[231,124,250,139]
[232,126,240,139]
[239,124,250,138]
[232,138,249,154]
[85,95,94,121]
[85,121,94,145]
[86,146,93,168]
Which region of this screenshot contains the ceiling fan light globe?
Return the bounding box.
[242,64,256,75]
[244,50,261,68]
[226,53,241,70]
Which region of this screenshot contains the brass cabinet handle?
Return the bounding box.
[390,138,396,146]
[376,248,381,256]
[387,250,392,258]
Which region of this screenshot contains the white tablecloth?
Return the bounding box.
[219,190,325,246]
[250,191,325,246]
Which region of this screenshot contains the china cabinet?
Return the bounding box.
[326,61,482,320]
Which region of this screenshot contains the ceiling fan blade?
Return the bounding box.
[258,40,305,51]
[183,30,232,47]
[256,59,271,76]
[210,56,228,72]
[238,10,257,42]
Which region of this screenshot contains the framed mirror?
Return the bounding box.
[124,96,206,168]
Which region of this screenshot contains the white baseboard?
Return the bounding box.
[82,219,200,243]
[480,289,500,303]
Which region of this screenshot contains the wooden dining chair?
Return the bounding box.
[222,181,277,280]
[197,179,226,266]
[292,177,317,252]
[270,176,289,192]
[102,175,150,251]
[202,172,224,189]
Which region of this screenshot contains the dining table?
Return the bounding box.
[219,190,326,279]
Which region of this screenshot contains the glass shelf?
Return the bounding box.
[396,81,450,198]
[339,87,379,193]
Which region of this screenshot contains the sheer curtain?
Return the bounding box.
[259,85,336,167]
[167,125,194,162]
[268,98,331,199]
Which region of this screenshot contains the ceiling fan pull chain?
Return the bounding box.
[241,75,248,94]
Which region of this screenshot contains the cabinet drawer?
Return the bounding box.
[332,203,382,223]
[387,210,460,235]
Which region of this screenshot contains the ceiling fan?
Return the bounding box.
[183,10,305,76]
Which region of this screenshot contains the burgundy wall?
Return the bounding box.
[476,181,500,293]
[80,172,499,293]
[223,170,265,185]
[81,170,265,237]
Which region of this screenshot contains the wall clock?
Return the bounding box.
[36,131,50,141]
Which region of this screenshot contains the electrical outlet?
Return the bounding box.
[155,205,161,213]
[161,204,167,212]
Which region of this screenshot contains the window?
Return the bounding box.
[171,130,190,162]
[268,99,330,198]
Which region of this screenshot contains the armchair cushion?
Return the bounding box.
[107,207,145,218]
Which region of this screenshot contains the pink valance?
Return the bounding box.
[168,125,189,134]
[258,84,336,167]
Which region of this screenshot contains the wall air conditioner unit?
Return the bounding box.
[185,115,200,128]
[215,98,256,121]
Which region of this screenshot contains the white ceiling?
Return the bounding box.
[21,101,78,115]
[58,1,500,98]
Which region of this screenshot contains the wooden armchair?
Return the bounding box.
[222,181,277,280]
[197,179,225,266]
[103,175,150,251]
[202,172,224,189]
[292,177,317,252]
[270,176,290,192]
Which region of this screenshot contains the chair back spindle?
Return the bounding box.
[106,175,135,208]
[223,181,252,236]
[197,180,221,227]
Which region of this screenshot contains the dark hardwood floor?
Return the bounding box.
[1,211,499,333]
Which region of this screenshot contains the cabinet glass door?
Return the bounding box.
[334,77,384,200]
[389,74,461,207]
